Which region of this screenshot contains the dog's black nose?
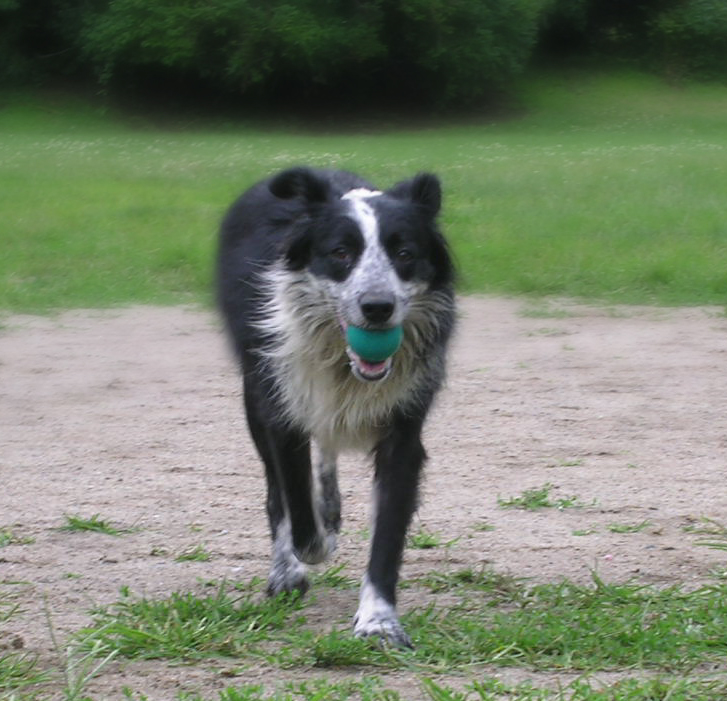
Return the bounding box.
[360,294,395,325]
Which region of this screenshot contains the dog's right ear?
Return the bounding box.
[269,167,329,204]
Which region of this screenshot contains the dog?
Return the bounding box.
[217,167,455,647]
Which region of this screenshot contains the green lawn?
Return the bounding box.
[2,71,727,312]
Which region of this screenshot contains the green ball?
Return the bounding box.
[346,325,403,362]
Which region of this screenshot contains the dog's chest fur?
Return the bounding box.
[257,265,436,453]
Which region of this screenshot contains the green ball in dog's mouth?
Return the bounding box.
[345,325,403,363]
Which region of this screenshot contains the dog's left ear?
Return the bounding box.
[269,167,329,205]
[389,172,441,216]
[270,168,330,271]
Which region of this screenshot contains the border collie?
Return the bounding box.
[217,167,455,647]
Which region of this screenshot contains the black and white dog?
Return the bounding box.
[217,167,455,647]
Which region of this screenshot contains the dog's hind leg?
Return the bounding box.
[353,417,426,648]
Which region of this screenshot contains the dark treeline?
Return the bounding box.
[2,0,726,108]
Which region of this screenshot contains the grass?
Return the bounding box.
[5,567,727,698]
[74,571,727,675]
[175,545,213,562]
[497,483,593,510]
[684,518,727,552]
[607,521,652,534]
[0,528,34,547]
[2,70,727,313]
[0,592,48,695]
[59,513,129,536]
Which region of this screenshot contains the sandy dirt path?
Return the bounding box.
[1,297,726,698]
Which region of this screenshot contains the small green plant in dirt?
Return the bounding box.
[408,527,443,550]
[572,527,598,536]
[684,517,727,552]
[59,514,129,536]
[175,545,212,562]
[312,564,358,590]
[472,520,496,532]
[0,527,34,547]
[0,592,48,695]
[607,520,652,534]
[497,483,593,511]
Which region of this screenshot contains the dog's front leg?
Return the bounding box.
[354,420,426,648]
[271,428,336,567]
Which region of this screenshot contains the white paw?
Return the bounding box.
[353,611,412,648]
[267,552,308,596]
[353,577,412,648]
[267,517,308,595]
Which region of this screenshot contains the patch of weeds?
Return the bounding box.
[572,527,598,536]
[75,570,727,677]
[416,567,525,601]
[472,521,495,532]
[46,602,119,701]
[409,527,443,550]
[407,573,727,672]
[298,630,399,669]
[0,528,34,547]
[424,676,727,700]
[0,592,48,695]
[78,583,305,661]
[498,483,593,511]
[557,458,584,468]
[179,677,403,700]
[684,517,727,552]
[312,564,358,590]
[59,514,129,536]
[607,520,651,534]
[175,545,212,562]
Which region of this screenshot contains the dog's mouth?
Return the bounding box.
[345,347,393,382]
[338,319,393,383]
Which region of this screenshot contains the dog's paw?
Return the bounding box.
[353,582,412,648]
[353,610,412,648]
[267,558,309,597]
[294,530,337,565]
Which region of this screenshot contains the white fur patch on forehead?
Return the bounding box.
[341,188,382,201]
[342,189,382,246]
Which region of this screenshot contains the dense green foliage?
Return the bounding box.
[2,0,727,106]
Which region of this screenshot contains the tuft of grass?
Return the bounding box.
[607,520,652,534]
[312,564,358,590]
[0,527,34,547]
[685,517,727,552]
[59,513,129,536]
[497,483,593,511]
[175,545,212,562]
[0,592,48,695]
[408,527,444,550]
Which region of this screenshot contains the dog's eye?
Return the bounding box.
[396,249,414,263]
[330,247,352,264]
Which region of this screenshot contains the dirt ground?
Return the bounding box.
[1,296,726,699]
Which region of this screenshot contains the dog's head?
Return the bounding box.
[270,167,454,381]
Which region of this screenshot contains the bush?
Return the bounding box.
[80,0,547,107]
[650,0,727,81]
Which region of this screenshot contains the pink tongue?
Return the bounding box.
[359,359,387,373]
